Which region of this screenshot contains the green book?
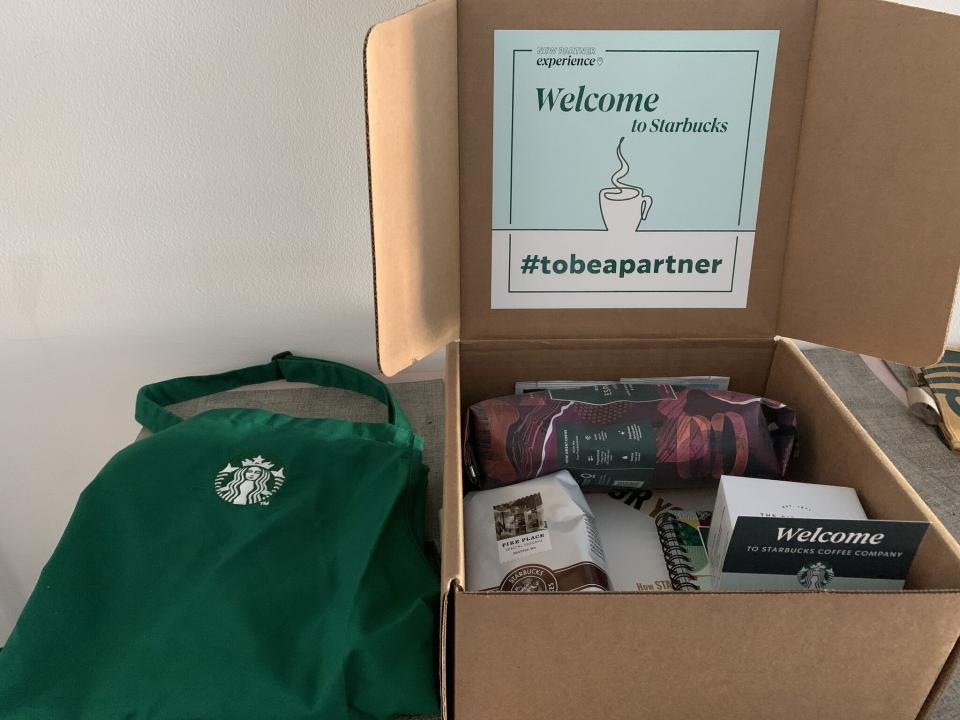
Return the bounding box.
[656,510,715,591]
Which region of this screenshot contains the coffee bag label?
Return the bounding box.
[464,471,612,592]
[555,421,657,492]
[494,493,553,563]
[491,30,779,309]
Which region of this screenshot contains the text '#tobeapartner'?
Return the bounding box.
[519,253,724,279]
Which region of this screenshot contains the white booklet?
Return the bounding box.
[514,376,729,394]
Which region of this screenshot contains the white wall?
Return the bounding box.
[0,0,424,643]
[1,0,959,645]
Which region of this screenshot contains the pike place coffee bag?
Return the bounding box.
[464,384,797,492]
[464,470,610,592]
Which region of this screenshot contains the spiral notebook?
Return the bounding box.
[655,510,716,591]
[588,487,717,591]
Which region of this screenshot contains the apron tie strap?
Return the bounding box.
[135,353,412,434]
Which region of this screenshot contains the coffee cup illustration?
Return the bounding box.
[599,137,652,232]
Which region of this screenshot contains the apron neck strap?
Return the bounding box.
[135,353,413,434]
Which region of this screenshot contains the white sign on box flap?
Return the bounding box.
[490,30,779,308]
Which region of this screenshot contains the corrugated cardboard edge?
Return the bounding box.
[439,340,463,720]
[441,341,465,588]
[438,578,456,720]
[779,0,960,366]
[437,578,452,720]
[775,338,960,717]
[364,0,461,376]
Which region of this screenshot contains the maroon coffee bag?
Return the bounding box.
[464,384,798,491]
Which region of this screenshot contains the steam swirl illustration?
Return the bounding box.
[599,137,653,232]
[608,137,634,193]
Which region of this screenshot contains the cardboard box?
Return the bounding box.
[364,0,960,717]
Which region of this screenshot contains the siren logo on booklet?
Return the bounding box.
[491,29,779,309]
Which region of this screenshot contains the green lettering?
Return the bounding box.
[575,85,587,111]
[535,87,660,112]
[536,87,563,111]
[615,93,641,112]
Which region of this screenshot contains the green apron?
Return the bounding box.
[0,354,439,719]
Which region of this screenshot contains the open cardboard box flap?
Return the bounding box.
[365,0,960,376]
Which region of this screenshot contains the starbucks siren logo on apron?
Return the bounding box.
[214,455,286,506]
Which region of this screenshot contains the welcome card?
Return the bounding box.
[491,30,779,309]
[709,476,928,591]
